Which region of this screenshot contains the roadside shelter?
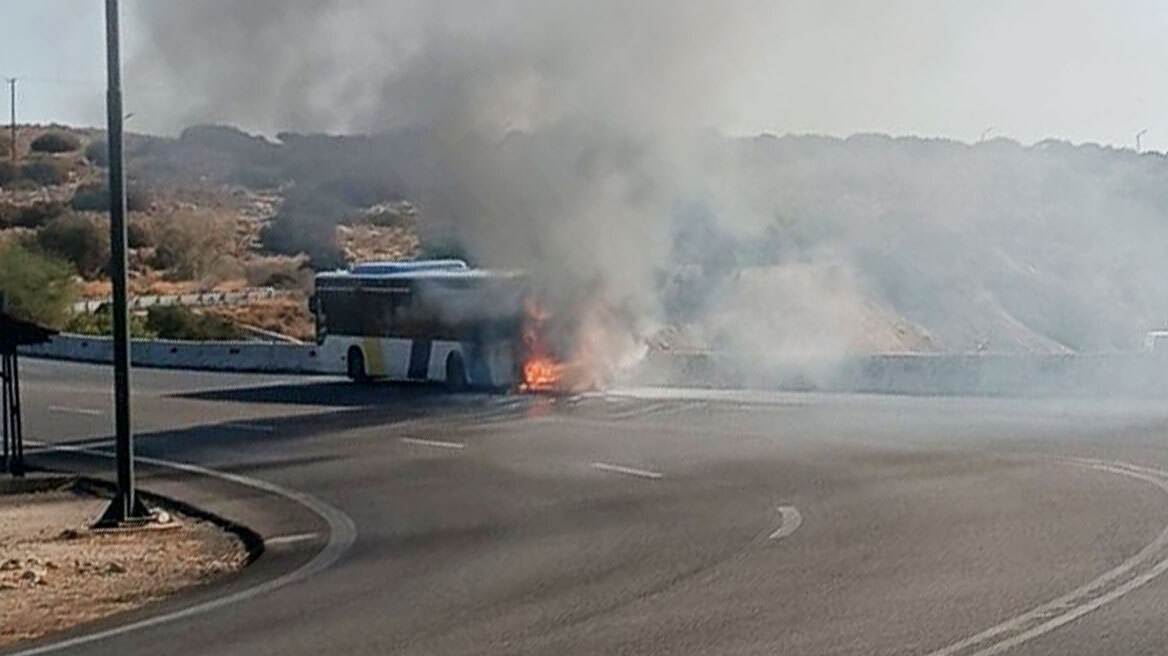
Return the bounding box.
[0,310,55,476]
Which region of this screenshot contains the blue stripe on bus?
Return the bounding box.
[408,340,432,380]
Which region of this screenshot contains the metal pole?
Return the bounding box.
[6,78,14,164]
[10,354,21,477]
[2,355,9,473]
[97,0,148,524]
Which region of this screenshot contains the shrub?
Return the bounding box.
[149,210,235,279]
[20,159,69,185]
[244,257,311,289]
[64,304,154,338]
[30,131,82,153]
[145,305,243,341]
[0,201,67,229]
[0,243,79,328]
[37,213,111,279]
[0,160,19,186]
[127,217,154,249]
[69,182,152,212]
[85,139,109,166]
[260,216,345,270]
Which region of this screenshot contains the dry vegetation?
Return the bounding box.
[0,489,246,648]
[0,124,419,339]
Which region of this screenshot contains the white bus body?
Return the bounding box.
[311,261,526,388]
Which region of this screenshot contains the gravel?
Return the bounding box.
[0,490,247,648]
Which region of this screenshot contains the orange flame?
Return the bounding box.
[519,297,565,392]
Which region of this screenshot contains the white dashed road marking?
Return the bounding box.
[591,462,663,480]
[48,405,104,416]
[222,422,276,433]
[400,437,465,450]
[265,532,321,546]
[768,505,803,541]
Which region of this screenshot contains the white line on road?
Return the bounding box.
[47,405,104,416]
[927,457,1168,656]
[221,422,276,433]
[25,439,115,455]
[768,505,803,541]
[591,462,663,480]
[400,437,465,450]
[16,440,357,656]
[265,532,321,546]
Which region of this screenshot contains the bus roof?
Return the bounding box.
[349,259,468,275]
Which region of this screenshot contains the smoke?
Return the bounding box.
[126,2,1168,392]
[128,0,789,374]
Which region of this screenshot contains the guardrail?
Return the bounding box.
[19,333,336,375]
[70,288,298,314]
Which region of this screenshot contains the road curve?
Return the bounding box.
[9,359,1168,655]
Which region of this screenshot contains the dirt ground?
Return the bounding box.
[0,489,248,648]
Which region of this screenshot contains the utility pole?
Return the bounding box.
[96,0,152,527]
[5,78,14,164]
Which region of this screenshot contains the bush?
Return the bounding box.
[64,305,154,338]
[84,139,109,166]
[37,213,111,279]
[0,243,79,328]
[30,131,82,153]
[145,306,243,341]
[127,217,154,249]
[0,160,19,186]
[0,201,67,229]
[149,211,236,279]
[260,216,345,270]
[20,159,69,185]
[244,257,310,289]
[69,182,152,212]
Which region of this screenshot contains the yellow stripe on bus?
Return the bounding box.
[361,337,386,376]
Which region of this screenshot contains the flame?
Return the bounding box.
[517,286,647,393]
[520,297,564,391]
[522,357,564,390]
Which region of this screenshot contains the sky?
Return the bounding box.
[2,0,1167,150]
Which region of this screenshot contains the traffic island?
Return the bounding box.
[0,483,250,648]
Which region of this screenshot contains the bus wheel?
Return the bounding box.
[445,353,468,392]
[347,347,369,383]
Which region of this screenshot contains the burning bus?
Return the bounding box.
[311,259,641,391]
[312,260,530,389]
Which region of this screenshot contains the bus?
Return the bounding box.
[311,260,527,388]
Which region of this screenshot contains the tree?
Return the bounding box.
[0,243,79,328]
[37,213,111,279]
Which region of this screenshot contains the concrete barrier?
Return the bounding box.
[23,335,1168,397]
[19,333,337,375]
[637,351,1168,398]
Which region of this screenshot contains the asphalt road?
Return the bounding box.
[9,358,1168,655]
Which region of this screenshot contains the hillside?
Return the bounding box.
[4,123,1165,354]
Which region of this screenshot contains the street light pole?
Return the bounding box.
[97,0,150,526]
[5,78,14,164]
